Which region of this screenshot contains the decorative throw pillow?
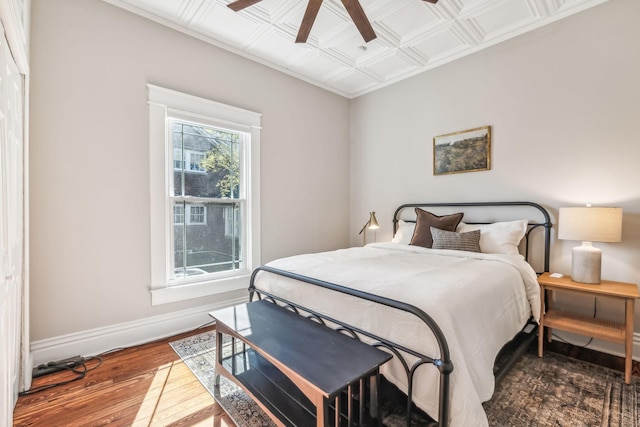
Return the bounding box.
[431,227,481,252]
[409,208,464,248]
[456,219,528,255]
[391,220,416,245]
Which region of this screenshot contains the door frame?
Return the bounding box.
[0,0,31,411]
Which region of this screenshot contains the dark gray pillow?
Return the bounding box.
[430,227,481,253]
[409,208,464,248]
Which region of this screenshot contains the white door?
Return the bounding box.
[0,16,25,424]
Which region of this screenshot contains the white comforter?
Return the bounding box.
[253,242,540,427]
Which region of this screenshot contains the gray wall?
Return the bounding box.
[29,0,640,361]
[349,0,640,344]
[29,0,350,341]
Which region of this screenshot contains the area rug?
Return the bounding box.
[171,331,639,426]
[484,350,639,427]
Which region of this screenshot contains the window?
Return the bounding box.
[189,151,206,172]
[224,205,240,237]
[173,148,183,170]
[149,85,261,305]
[174,205,184,225]
[189,205,206,225]
[174,204,207,225]
[173,147,207,174]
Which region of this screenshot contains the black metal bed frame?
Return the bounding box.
[248,201,552,427]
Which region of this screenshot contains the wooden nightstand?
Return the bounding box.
[538,272,640,383]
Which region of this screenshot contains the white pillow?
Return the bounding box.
[456,220,527,255]
[391,220,415,245]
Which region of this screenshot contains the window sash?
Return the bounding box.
[168,118,246,284]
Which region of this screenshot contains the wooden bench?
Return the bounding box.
[210,300,392,427]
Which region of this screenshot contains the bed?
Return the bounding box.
[249,202,552,427]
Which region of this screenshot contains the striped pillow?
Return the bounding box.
[430,227,481,253]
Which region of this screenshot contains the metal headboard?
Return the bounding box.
[393,201,552,273]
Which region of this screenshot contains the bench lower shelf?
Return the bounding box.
[219,348,316,427]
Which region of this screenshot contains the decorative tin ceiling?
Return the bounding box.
[103,0,608,98]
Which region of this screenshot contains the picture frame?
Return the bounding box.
[433,126,491,175]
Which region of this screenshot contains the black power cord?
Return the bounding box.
[551,296,597,348]
[19,319,216,396]
[19,356,103,396]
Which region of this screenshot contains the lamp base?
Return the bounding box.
[571,242,601,284]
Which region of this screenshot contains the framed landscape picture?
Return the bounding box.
[433,126,491,175]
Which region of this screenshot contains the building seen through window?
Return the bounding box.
[171,120,242,279]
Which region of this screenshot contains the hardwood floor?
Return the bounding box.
[13,326,235,427]
[13,327,640,427]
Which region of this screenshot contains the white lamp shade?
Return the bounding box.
[558,207,622,243]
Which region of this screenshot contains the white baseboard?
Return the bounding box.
[29,295,248,370]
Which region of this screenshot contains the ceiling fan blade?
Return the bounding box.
[227,0,262,12]
[340,0,376,43]
[296,0,323,43]
[422,0,439,3]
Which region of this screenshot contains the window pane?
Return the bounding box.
[224,205,241,237]
[174,204,184,224]
[173,148,183,170]
[172,120,240,199]
[173,202,242,279]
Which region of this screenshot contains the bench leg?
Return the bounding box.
[369,371,380,423]
[347,384,354,426]
[359,378,365,426]
[215,331,223,387]
[317,396,329,427]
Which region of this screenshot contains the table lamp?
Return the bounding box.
[558,205,622,284]
[358,211,379,245]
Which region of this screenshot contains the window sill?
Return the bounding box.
[151,273,250,306]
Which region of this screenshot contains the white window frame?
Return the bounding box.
[148,84,261,305]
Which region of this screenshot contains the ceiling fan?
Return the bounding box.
[227,0,439,43]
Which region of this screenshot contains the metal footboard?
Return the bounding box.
[249,265,453,427]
